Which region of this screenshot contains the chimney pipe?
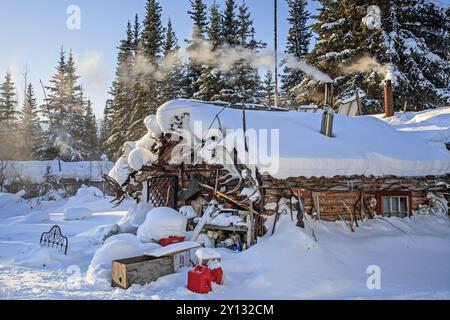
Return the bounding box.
[384,80,394,117]
[321,83,334,137]
[324,83,333,107]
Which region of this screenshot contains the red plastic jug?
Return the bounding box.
[210,267,224,285]
[187,265,212,294]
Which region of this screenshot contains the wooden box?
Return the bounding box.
[112,255,174,289]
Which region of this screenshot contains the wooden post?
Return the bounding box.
[247,202,254,247]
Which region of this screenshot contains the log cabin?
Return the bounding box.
[106,84,450,244]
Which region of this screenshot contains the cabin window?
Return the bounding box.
[381,196,409,218]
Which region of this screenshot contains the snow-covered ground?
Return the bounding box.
[1,187,450,300]
[1,107,449,300]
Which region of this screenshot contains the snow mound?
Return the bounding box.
[23,211,50,223]
[128,147,158,171]
[75,186,103,198]
[63,207,92,221]
[380,108,450,145]
[144,115,163,138]
[0,192,31,218]
[86,234,160,284]
[195,248,221,261]
[137,207,187,243]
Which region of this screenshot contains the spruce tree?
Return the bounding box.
[0,71,20,160]
[208,1,222,49]
[133,14,141,53]
[281,0,312,103]
[188,0,208,37]
[161,19,185,103]
[261,70,275,106]
[185,0,209,98]
[40,48,88,161]
[105,21,136,159]
[0,71,19,124]
[128,0,165,141]
[141,0,164,60]
[19,84,43,160]
[215,0,264,104]
[193,1,222,101]
[222,0,238,46]
[83,99,99,160]
[294,0,449,112]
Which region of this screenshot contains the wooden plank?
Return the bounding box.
[112,255,174,289]
[204,224,248,232]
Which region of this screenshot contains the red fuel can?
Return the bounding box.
[210,267,224,285]
[187,265,213,294]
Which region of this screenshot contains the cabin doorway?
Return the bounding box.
[147,176,179,210]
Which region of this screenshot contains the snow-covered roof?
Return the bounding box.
[152,100,450,179]
[378,108,450,146]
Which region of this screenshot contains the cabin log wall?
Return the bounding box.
[261,175,449,221]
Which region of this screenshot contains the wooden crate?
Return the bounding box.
[112,255,174,289]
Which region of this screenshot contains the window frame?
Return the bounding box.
[376,191,412,217]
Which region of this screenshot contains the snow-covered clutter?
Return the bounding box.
[63,207,92,221]
[106,99,450,248]
[179,205,198,220]
[128,147,158,171]
[86,233,160,284]
[137,207,187,243]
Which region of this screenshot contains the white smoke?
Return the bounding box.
[339,54,397,83]
[77,51,106,88]
[185,29,274,72]
[121,27,336,87]
[285,56,333,83]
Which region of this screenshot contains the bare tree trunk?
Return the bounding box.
[274,0,279,108]
[0,160,8,192]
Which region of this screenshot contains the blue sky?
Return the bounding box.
[0,0,322,117]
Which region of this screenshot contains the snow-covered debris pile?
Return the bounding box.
[63,207,92,221]
[86,234,160,284]
[379,107,450,145]
[137,207,187,243]
[209,213,246,227]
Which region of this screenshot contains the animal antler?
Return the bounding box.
[103,174,128,208]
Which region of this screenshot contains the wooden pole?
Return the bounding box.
[274,0,279,108]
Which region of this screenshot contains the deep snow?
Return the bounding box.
[1,188,450,300]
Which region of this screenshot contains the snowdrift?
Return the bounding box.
[137,207,187,243]
[380,107,450,145]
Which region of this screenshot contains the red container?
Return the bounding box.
[187,265,212,294]
[159,237,185,247]
[210,267,224,285]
